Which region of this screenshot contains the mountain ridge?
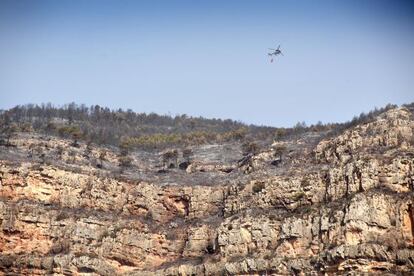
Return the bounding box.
[0,104,414,275]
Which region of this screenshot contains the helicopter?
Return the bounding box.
[268,45,283,62]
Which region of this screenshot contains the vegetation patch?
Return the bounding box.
[252,182,266,194]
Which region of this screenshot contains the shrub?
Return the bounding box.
[300,177,311,188]
[56,145,64,157]
[0,119,18,146]
[182,148,193,162]
[274,128,286,141]
[56,211,70,221]
[49,239,70,254]
[241,141,260,156]
[118,156,133,168]
[273,145,287,160]
[57,125,83,147]
[291,191,305,201]
[252,182,265,193]
[162,149,178,168]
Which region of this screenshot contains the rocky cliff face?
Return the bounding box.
[1,107,414,275]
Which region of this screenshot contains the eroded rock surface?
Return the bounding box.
[1,107,414,275]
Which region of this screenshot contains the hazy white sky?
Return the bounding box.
[1,0,413,127]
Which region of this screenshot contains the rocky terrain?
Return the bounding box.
[1,106,414,275]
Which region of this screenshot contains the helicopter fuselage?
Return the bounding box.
[269,50,281,56]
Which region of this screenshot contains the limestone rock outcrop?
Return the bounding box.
[1,107,414,275]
